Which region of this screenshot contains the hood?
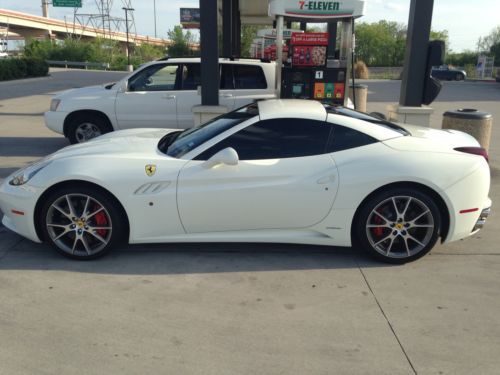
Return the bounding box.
[55,84,115,99]
[47,128,176,160]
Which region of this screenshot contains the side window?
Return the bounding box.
[180,63,201,90]
[181,64,235,90]
[327,125,377,152]
[194,118,331,161]
[128,64,179,92]
[233,65,267,89]
[220,65,234,89]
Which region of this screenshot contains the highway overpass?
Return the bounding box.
[0,8,170,47]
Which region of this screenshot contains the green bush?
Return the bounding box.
[23,38,166,72]
[25,58,49,77]
[0,58,48,81]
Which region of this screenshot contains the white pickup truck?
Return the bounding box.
[45,58,277,143]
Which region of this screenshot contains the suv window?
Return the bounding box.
[180,63,201,90]
[194,118,331,161]
[128,64,179,91]
[179,63,256,90]
[233,65,267,89]
[220,64,234,89]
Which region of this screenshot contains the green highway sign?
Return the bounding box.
[53,0,82,7]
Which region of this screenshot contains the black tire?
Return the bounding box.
[38,185,127,260]
[455,73,464,81]
[66,113,112,144]
[353,188,441,264]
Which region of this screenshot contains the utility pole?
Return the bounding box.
[42,0,49,18]
[122,7,134,72]
[153,0,157,38]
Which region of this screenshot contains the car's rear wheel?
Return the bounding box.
[354,188,441,263]
[39,186,126,260]
[455,73,464,81]
[67,113,112,144]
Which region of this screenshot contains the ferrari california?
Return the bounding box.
[0,99,491,263]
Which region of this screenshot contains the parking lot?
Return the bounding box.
[0,69,499,374]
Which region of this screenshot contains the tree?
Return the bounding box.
[445,50,479,67]
[490,42,500,61]
[167,25,196,57]
[355,21,450,67]
[477,26,500,53]
[240,25,262,57]
[355,21,406,66]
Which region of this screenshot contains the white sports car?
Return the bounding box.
[0,99,491,263]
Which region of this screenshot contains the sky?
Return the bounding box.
[1,0,499,52]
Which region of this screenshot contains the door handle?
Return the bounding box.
[316,175,336,184]
[220,93,233,98]
[163,94,176,99]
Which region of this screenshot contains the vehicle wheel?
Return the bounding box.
[38,185,127,260]
[455,73,464,81]
[354,188,441,264]
[67,113,112,144]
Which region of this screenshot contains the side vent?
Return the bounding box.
[134,181,171,195]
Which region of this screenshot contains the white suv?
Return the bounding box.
[45,58,277,143]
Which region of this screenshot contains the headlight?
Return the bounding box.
[9,160,51,186]
[50,99,61,111]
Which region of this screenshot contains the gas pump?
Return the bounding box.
[268,0,365,106]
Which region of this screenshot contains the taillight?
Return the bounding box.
[454,147,489,163]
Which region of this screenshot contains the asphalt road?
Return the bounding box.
[0,68,127,101]
[0,70,499,374]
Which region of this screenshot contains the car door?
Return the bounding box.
[176,63,235,129]
[176,118,339,233]
[115,63,180,129]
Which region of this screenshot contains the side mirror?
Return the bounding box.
[119,80,129,92]
[203,147,239,169]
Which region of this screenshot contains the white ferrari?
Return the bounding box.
[0,99,491,263]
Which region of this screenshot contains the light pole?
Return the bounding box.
[153,0,157,38]
[122,7,134,71]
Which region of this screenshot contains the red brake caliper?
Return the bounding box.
[94,206,108,237]
[372,212,384,237]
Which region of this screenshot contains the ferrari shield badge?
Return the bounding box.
[145,164,157,177]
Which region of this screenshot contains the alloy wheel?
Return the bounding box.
[46,194,113,257]
[75,122,102,142]
[365,195,435,259]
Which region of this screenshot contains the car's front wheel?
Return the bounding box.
[354,188,441,263]
[455,73,464,81]
[67,113,112,144]
[38,186,127,260]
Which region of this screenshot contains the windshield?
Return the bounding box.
[159,103,258,158]
[327,106,409,136]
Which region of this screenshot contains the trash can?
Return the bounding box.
[349,84,368,112]
[442,109,492,150]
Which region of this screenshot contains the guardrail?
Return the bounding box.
[46,60,110,70]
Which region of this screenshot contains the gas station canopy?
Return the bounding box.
[238,0,365,24]
[269,0,365,19]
